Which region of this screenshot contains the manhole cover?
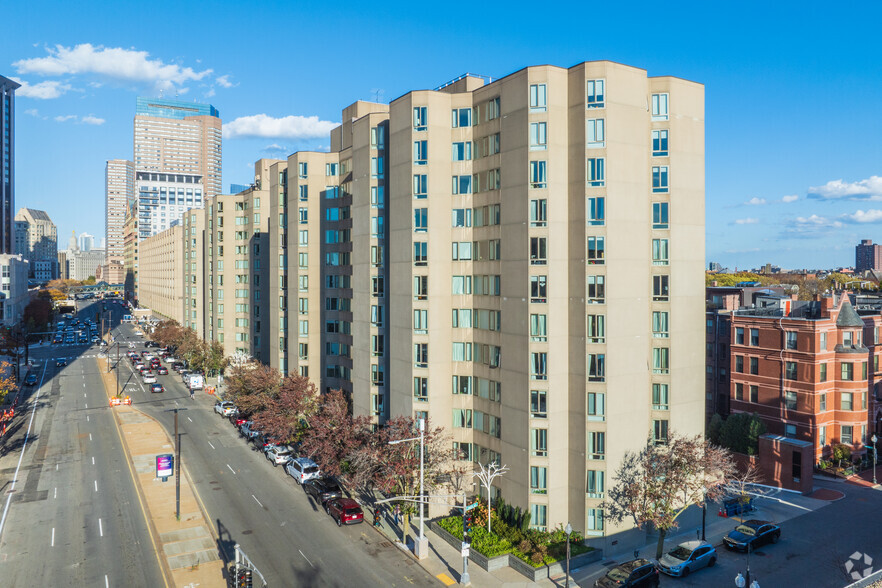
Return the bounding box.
[241,530,253,535]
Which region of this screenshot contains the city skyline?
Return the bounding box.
[1,2,881,269]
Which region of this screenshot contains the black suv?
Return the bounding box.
[303,478,343,506]
[595,559,659,588]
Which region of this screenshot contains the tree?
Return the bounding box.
[251,373,320,446]
[605,433,737,558]
[707,413,724,445]
[152,320,184,349]
[203,340,228,376]
[224,362,281,416]
[46,279,81,297]
[23,298,52,332]
[473,462,509,533]
[83,276,96,285]
[719,412,766,455]
[298,389,370,478]
[0,361,15,404]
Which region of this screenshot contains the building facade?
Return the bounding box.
[14,207,58,280]
[0,76,19,255]
[78,232,94,252]
[0,254,28,326]
[123,200,139,302]
[138,225,183,322]
[68,248,105,281]
[105,159,135,266]
[856,239,882,273]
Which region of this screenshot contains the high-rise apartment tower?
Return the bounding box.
[0,75,20,254]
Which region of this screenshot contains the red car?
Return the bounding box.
[231,415,248,426]
[326,498,363,526]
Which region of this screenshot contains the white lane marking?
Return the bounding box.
[55,464,58,471]
[51,527,55,547]
[0,361,49,538]
[54,487,57,499]
[85,404,88,409]
[187,417,192,423]
[105,575,109,588]
[94,480,98,492]
[87,415,90,422]
[84,392,87,397]
[252,494,264,508]
[299,549,315,569]
[226,464,235,474]
[207,441,215,450]
[99,518,103,537]
[92,457,95,465]
[89,433,92,441]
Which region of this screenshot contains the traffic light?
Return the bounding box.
[463,512,473,536]
[236,568,252,588]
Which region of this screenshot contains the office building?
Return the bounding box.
[68,248,105,281]
[123,200,139,301]
[132,97,221,239]
[14,207,58,280]
[856,239,882,273]
[106,159,135,266]
[0,254,28,325]
[0,76,19,255]
[182,209,206,336]
[138,225,184,322]
[78,232,94,252]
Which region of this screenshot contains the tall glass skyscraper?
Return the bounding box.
[0,75,20,254]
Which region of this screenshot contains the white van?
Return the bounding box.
[285,458,320,485]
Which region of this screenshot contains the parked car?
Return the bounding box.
[142,373,157,384]
[231,415,248,426]
[595,559,660,588]
[24,373,38,386]
[265,445,295,466]
[214,401,237,417]
[156,366,169,375]
[172,363,186,372]
[240,422,261,441]
[285,457,321,485]
[150,383,164,393]
[723,520,781,552]
[325,498,364,526]
[657,540,716,577]
[303,478,343,505]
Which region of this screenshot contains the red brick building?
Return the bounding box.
[711,290,880,463]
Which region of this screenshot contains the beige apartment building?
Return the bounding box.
[137,224,183,322]
[183,209,206,336]
[123,199,139,301]
[105,159,134,266]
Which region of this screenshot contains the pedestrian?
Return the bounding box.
[394,504,400,525]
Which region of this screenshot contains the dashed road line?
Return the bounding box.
[252,494,264,508]
[299,549,314,569]
[226,464,236,474]
[98,518,103,537]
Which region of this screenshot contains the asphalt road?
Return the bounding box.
[111,309,438,587]
[0,299,164,587]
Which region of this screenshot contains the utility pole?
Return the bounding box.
[165,407,188,520]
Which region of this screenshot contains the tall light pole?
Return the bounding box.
[872,434,878,486]
[165,407,188,521]
[565,522,572,588]
[388,418,428,559]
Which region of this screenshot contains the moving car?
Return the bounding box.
[723,520,781,552]
[285,457,321,485]
[214,401,237,417]
[265,445,295,466]
[303,478,343,506]
[657,540,716,577]
[24,373,38,386]
[55,359,67,367]
[150,383,164,393]
[142,373,157,384]
[325,498,364,526]
[156,366,168,375]
[595,559,659,588]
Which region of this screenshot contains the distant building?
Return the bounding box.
[57,250,69,279]
[229,183,250,194]
[123,199,139,302]
[68,248,104,281]
[0,253,28,325]
[14,207,58,280]
[96,261,124,285]
[105,159,134,267]
[137,225,183,322]
[708,261,723,272]
[856,239,882,273]
[0,75,19,255]
[78,232,94,252]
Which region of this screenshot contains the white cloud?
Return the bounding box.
[81,115,105,125]
[734,218,759,225]
[744,197,766,206]
[263,144,287,152]
[223,113,337,140]
[205,88,216,98]
[23,108,40,117]
[54,114,76,122]
[216,75,234,88]
[842,209,882,223]
[808,175,882,200]
[781,194,798,203]
[14,79,71,99]
[13,43,212,92]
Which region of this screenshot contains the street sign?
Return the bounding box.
[156,453,174,479]
[461,541,470,557]
[464,501,480,511]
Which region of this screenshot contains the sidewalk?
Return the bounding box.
[99,356,225,588]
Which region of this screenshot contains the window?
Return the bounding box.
[820,362,827,382]
[587,314,605,343]
[413,275,428,300]
[414,343,428,367]
[531,352,547,380]
[586,470,604,498]
[749,385,758,403]
[414,140,428,164]
[452,175,471,195]
[587,275,605,303]
[820,332,827,351]
[652,202,669,229]
[413,377,428,401]
[413,106,427,131]
[326,162,338,176]
[785,361,797,381]
[530,199,547,226]
[587,431,605,460]
[452,342,472,361]
[586,79,604,108]
[298,230,308,246]
[784,424,797,439]
[529,84,547,111]
[653,419,669,444]
[452,141,472,161]
[298,162,308,178]
[863,361,868,380]
[529,122,547,150]
[451,275,471,295]
[371,156,384,178]
[784,391,797,410]
[786,331,798,350]
[529,466,548,496]
[652,239,669,265]
[842,362,854,381]
[531,428,548,456]
[299,208,308,224]
[414,208,428,232]
[413,242,427,266]
[451,308,472,328]
[841,425,853,446]
[652,129,669,156]
[530,314,547,342]
[653,348,670,374]
[587,197,605,226]
[413,309,428,334]
[749,357,758,375]
[451,208,472,228]
[530,237,547,265]
[452,375,472,396]
[652,311,669,338]
[651,93,669,120]
[371,305,384,327]
[586,119,605,147]
[587,392,605,420]
[863,391,868,410]
[530,160,547,188]
[587,236,605,264]
[451,241,472,260]
[750,328,759,346]
[653,275,669,301]
[587,353,605,382]
[652,383,669,410]
[531,504,548,531]
[530,275,547,303]
[586,158,605,186]
[735,327,745,345]
[842,392,853,411]
[451,107,471,127]
[530,390,547,418]
[652,166,669,193]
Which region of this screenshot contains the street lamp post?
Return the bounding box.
[387,418,428,559]
[165,407,188,521]
[734,542,758,588]
[565,523,572,588]
[872,434,878,486]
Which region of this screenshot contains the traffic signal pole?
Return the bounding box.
[461,491,470,586]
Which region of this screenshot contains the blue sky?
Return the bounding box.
[3,1,881,270]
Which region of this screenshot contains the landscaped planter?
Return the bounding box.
[429,521,509,571]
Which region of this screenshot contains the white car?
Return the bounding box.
[285,457,321,485]
[142,374,157,384]
[265,445,295,467]
[214,401,237,417]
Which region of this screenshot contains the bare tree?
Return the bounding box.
[473,462,509,533]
